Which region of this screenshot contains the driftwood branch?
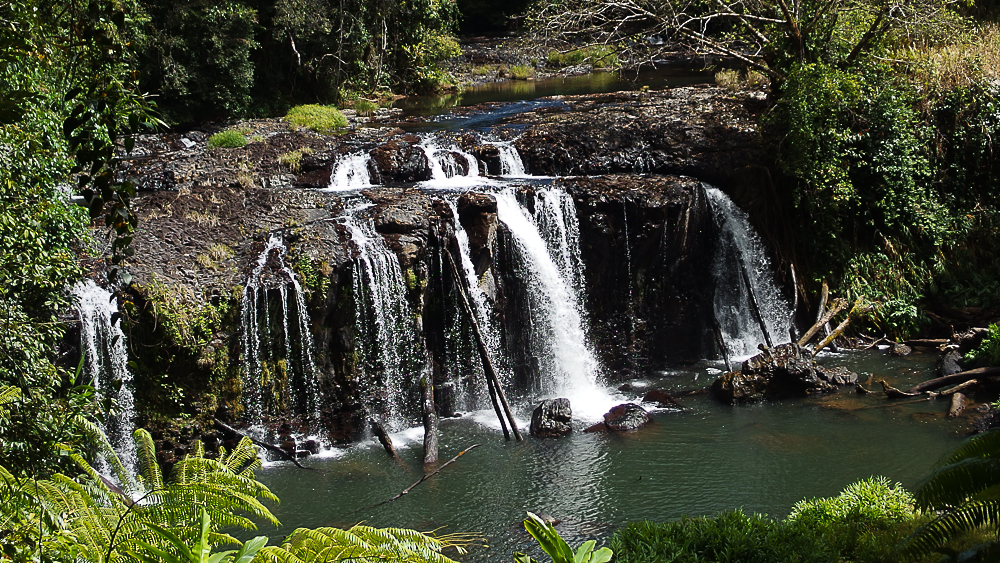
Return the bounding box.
[213,419,311,470]
[907,367,1000,394]
[811,297,871,357]
[359,444,481,512]
[928,379,978,398]
[736,249,772,348]
[878,380,921,399]
[371,419,401,460]
[798,297,847,347]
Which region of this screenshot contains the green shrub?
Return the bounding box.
[547,45,618,68]
[284,104,349,133]
[207,129,247,148]
[967,323,1000,367]
[788,477,915,525]
[510,64,536,80]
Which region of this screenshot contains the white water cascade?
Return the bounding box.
[240,233,320,430]
[706,185,792,359]
[326,153,373,192]
[342,202,423,428]
[495,142,527,177]
[73,280,137,475]
[418,137,486,188]
[494,187,612,420]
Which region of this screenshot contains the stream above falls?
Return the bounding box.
[254,348,963,562]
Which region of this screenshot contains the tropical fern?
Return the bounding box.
[901,427,1000,559]
[256,524,476,563]
[0,427,279,562]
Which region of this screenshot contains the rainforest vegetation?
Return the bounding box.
[3,0,1000,561]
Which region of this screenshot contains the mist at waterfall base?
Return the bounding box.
[255,350,958,562]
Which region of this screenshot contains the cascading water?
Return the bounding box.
[705,185,792,359]
[494,187,612,420]
[342,202,423,429]
[494,142,527,177]
[326,153,373,191]
[418,136,484,188]
[240,233,320,431]
[72,280,137,475]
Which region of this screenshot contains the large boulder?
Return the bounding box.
[530,398,573,437]
[711,343,848,404]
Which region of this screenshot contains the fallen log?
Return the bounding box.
[798,297,848,347]
[371,419,401,460]
[359,443,481,512]
[812,297,872,357]
[737,252,772,348]
[949,393,968,418]
[906,339,949,348]
[879,380,922,399]
[213,419,310,470]
[906,367,1000,394]
[712,319,732,373]
[928,379,978,398]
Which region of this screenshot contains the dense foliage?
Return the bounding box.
[131,0,461,121]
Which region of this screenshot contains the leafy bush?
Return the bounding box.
[515,512,612,563]
[284,104,349,133]
[207,130,247,148]
[613,478,925,563]
[547,45,618,68]
[966,323,1000,367]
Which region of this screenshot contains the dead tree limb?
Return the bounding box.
[371,419,401,460]
[798,297,848,347]
[421,375,439,465]
[737,254,772,348]
[928,379,978,398]
[712,319,732,373]
[788,264,799,343]
[213,419,311,470]
[907,367,1000,394]
[360,444,481,511]
[878,380,922,399]
[812,297,871,357]
[445,242,523,441]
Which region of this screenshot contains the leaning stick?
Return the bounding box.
[359,444,481,512]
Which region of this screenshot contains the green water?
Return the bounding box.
[254,348,966,561]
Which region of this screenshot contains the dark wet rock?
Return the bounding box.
[603,403,651,432]
[889,342,912,356]
[711,343,838,404]
[642,389,680,408]
[470,144,501,175]
[974,404,1000,433]
[817,366,858,386]
[957,328,990,354]
[939,349,964,377]
[370,139,432,183]
[618,383,634,392]
[530,398,573,437]
[303,439,321,455]
[280,438,296,453]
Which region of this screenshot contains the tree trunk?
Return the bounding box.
[421,375,439,465]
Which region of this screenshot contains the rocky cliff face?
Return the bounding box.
[106,85,761,446]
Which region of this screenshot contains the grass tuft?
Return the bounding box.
[285,104,349,133]
[207,130,247,148]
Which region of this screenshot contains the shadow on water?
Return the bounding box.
[253,348,967,562]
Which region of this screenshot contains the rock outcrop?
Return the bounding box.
[711,343,858,404]
[530,398,573,437]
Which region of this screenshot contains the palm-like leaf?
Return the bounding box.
[257,524,470,563]
[901,427,1000,557]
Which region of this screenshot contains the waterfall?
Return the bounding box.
[342,202,422,429]
[705,185,792,359]
[495,142,527,177]
[418,136,486,188]
[494,187,611,420]
[326,153,373,191]
[240,233,320,431]
[72,280,136,475]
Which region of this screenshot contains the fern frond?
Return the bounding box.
[0,384,21,406]
[914,457,1000,510]
[939,427,1000,466]
[901,500,1000,556]
[134,428,164,493]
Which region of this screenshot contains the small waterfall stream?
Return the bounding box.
[495,142,527,177]
[342,202,423,429]
[240,233,320,431]
[326,153,373,192]
[72,280,137,474]
[494,187,611,420]
[705,185,792,359]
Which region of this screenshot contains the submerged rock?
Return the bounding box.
[530,398,573,437]
[939,349,964,377]
[641,389,681,408]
